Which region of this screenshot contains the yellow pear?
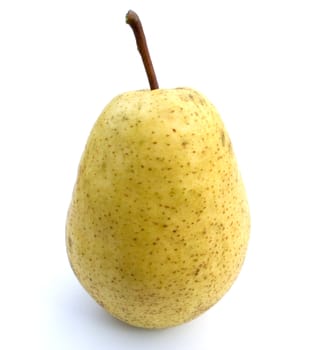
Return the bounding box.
[66,10,250,329]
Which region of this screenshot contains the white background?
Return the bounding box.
[1,1,320,349]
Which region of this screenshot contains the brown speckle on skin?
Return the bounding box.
[68,237,73,249]
[97,299,105,308]
[198,96,206,105]
[221,130,225,147]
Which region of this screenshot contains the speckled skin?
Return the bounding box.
[66,87,250,328]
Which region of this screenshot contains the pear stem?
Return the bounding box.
[126,10,159,90]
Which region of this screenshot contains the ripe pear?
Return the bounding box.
[66,11,250,329]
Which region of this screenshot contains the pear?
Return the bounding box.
[66,10,250,329]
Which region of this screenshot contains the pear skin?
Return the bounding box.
[66,87,250,328]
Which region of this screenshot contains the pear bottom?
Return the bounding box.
[66,244,249,329]
[66,232,248,329]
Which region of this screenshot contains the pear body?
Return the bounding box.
[66,88,250,328]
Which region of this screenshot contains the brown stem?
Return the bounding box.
[126,10,159,90]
